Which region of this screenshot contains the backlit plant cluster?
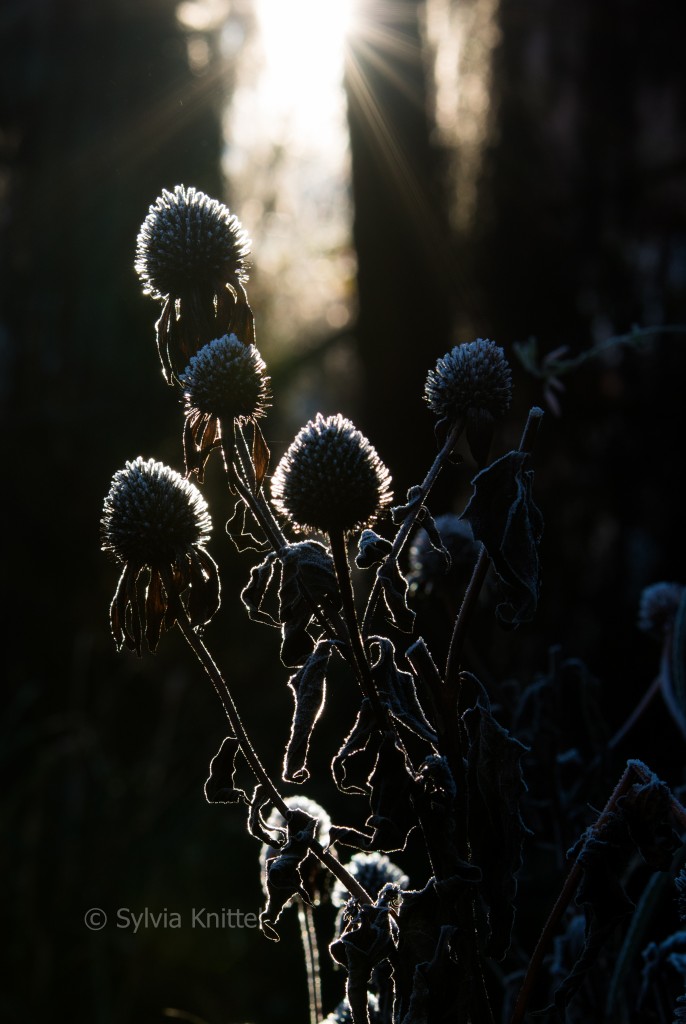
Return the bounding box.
[101,184,686,1024]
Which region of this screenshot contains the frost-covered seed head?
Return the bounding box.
[271,413,392,536]
[101,457,212,565]
[637,581,684,639]
[425,339,513,423]
[181,334,270,422]
[135,185,250,300]
[331,852,409,908]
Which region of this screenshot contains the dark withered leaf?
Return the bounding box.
[330,893,396,1024]
[241,551,279,625]
[369,637,437,745]
[260,808,316,941]
[247,785,277,845]
[463,696,530,960]
[553,813,635,1016]
[416,509,451,573]
[392,485,424,526]
[280,603,315,667]
[617,763,682,871]
[204,736,248,804]
[226,498,270,553]
[283,640,332,783]
[395,877,477,1023]
[356,529,393,570]
[461,449,543,628]
[278,541,341,667]
[465,405,495,469]
[145,568,165,652]
[229,285,256,347]
[183,409,221,482]
[399,925,456,1024]
[377,557,415,632]
[365,734,417,852]
[252,420,270,494]
[332,700,378,795]
[186,548,220,626]
[329,822,376,850]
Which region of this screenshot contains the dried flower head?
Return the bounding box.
[135,185,254,384]
[271,413,392,536]
[408,513,479,598]
[425,339,513,423]
[331,852,409,908]
[180,334,271,479]
[182,333,270,423]
[101,457,220,654]
[637,581,684,640]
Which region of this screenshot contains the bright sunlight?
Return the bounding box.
[253,0,355,150]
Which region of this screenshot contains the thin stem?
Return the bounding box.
[298,901,322,1024]
[171,594,373,906]
[329,528,394,733]
[174,592,288,816]
[608,675,661,750]
[361,418,465,637]
[445,406,544,692]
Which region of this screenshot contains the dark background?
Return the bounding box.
[2,0,686,1021]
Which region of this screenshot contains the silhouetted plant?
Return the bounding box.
[101,185,686,1024]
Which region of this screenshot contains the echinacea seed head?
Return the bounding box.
[270,413,393,536]
[331,852,409,908]
[101,457,212,565]
[135,185,251,301]
[637,581,684,639]
[425,339,513,423]
[181,334,270,423]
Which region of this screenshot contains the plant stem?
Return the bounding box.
[444,406,544,693]
[329,528,394,733]
[608,674,661,750]
[298,901,322,1024]
[171,593,373,905]
[361,418,465,637]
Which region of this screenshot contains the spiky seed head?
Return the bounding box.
[101,457,212,565]
[134,185,251,300]
[270,413,392,536]
[637,581,684,639]
[425,339,513,423]
[181,334,270,423]
[331,852,409,908]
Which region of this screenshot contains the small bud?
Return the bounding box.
[271,413,392,536]
[181,334,270,423]
[425,338,513,424]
